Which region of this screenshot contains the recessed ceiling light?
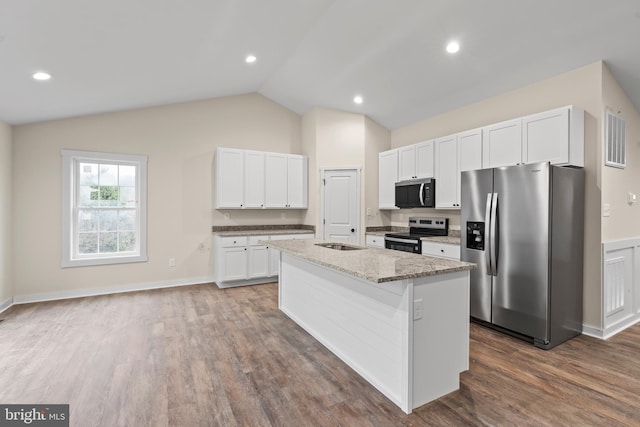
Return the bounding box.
[32,71,51,81]
[446,41,460,54]
[245,54,257,64]
[353,95,363,104]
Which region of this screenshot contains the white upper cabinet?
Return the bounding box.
[243,150,265,208]
[398,141,434,181]
[286,154,308,208]
[216,148,307,209]
[265,152,308,208]
[434,135,460,209]
[522,106,584,167]
[379,149,399,209]
[482,118,522,168]
[265,153,288,208]
[458,128,483,172]
[215,148,246,208]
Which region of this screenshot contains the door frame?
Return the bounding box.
[319,167,362,244]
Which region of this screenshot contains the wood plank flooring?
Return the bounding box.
[1,282,639,426]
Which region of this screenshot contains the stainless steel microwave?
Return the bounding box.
[395,178,435,208]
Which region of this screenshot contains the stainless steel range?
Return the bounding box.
[385,217,448,253]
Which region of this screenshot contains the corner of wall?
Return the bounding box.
[0,119,13,305]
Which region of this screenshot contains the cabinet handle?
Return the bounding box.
[441,249,445,253]
[233,240,236,244]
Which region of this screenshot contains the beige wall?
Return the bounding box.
[0,120,11,304]
[12,93,303,298]
[390,62,604,328]
[601,64,640,242]
[302,108,389,242]
[364,116,391,227]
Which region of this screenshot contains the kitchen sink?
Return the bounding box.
[315,243,365,251]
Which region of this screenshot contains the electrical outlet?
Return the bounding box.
[413,299,423,320]
[603,203,611,217]
[366,207,372,216]
[169,258,176,267]
[224,213,229,220]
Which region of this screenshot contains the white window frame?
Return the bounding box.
[61,149,148,267]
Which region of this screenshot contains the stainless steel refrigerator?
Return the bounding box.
[461,162,584,349]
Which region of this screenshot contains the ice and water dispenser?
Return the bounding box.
[466,222,485,250]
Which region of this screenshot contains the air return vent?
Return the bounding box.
[605,110,626,168]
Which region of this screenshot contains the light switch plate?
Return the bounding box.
[603,203,611,217]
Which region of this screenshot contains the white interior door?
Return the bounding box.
[322,169,359,243]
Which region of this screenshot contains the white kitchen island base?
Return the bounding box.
[278,252,470,414]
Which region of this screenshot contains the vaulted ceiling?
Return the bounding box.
[1,0,639,130]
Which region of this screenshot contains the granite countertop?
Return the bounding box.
[365,230,461,245]
[214,229,314,237]
[266,238,474,283]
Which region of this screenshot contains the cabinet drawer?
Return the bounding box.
[366,234,385,248]
[249,235,269,246]
[421,241,460,260]
[219,236,248,248]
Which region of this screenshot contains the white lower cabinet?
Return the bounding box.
[421,241,460,260]
[366,234,385,248]
[218,237,249,281]
[215,233,314,287]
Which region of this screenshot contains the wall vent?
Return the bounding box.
[605,110,626,168]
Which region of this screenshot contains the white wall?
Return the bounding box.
[364,116,391,228]
[390,62,604,329]
[12,93,303,299]
[0,120,11,306]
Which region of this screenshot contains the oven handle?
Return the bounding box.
[384,237,420,244]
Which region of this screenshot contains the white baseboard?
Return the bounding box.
[0,297,13,315]
[581,325,605,339]
[11,276,216,305]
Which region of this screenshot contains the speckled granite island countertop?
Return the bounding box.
[266,238,474,283]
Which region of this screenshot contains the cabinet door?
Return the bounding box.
[398,145,417,181]
[215,148,245,208]
[244,150,265,208]
[378,149,398,209]
[482,119,522,168]
[265,153,288,208]
[458,129,483,172]
[415,140,434,179]
[435,135,459,209]
[522,107,569,165]
[221,247,247,281]
[248,245,269,278]
[287,155,308,208]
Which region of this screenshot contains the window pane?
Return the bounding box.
[78,186,100,207]
[119,165,136,186]
[79,163,99,186]
[99,164,118,186]
[118,210,136,231]
[119,187,136,207]
[99,232,118,253]
[78,233,98,254]
[119,232,136,252]
[78,210,98,232]
[99,210,118,232]
[98,186,119,207]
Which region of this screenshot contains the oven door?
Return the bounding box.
[384,237,421,253]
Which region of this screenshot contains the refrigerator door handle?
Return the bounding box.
[490,192,498,276]
[484,193,493,275]
[419,183,425,206]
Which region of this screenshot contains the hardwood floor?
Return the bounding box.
[1,282,639,426]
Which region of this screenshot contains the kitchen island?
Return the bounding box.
[266,239,475,414]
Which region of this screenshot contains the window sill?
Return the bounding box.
[61,254,148,268]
